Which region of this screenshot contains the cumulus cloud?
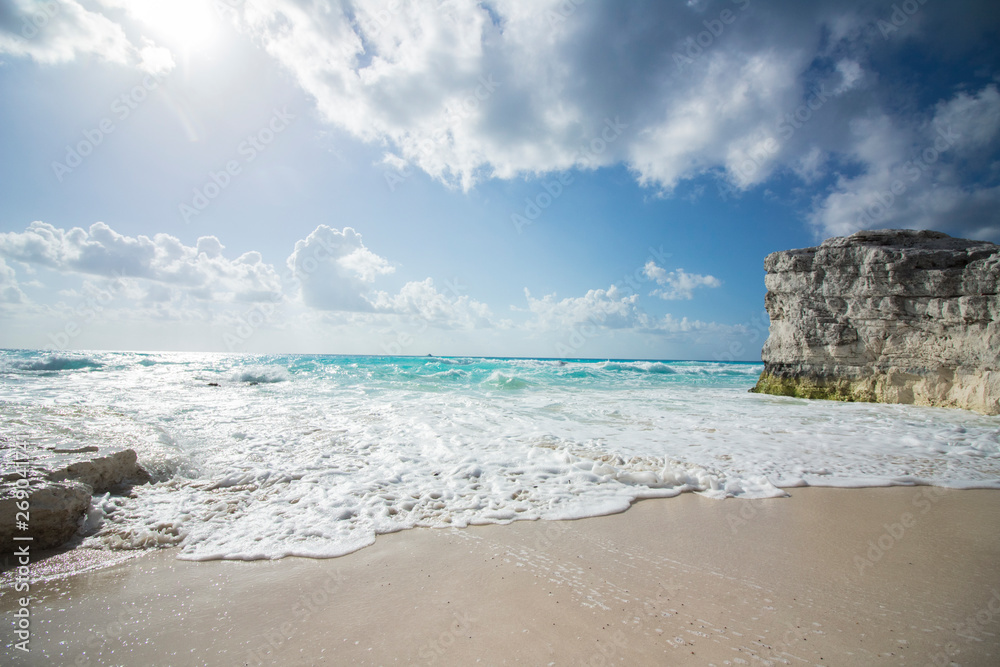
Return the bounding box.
[233,0,660,189]
[643,262,722,300]
[0,220,749,353]
[0,222,488,324]
[372,278,495,329]
[0,257,27,304]
[4,1,996,238]
[286,229,496,327]
[523,285,643,331]
[212,0,997,240]
[135,39,174,75]
[0,0,173,74]
[809,85,1000,240]
[0,221,281,302]
[285,225,394,311]
[521,283,720,336]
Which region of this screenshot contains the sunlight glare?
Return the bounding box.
[121,0,222,52]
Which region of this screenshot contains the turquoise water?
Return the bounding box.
[2,349,998,560]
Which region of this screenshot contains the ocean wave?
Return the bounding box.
[509,358,567,368]
[434,357,474,365]
[12,355,104,371]
[81,447,789,561]
[230,365,291,384]
[428,369,467,380]
[600,361,676,374]
[678,363,762,376]
[6,349,997,564]
[483,370,531,390]
[586,458,787,501]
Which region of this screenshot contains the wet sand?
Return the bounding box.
[3,487,1000,665]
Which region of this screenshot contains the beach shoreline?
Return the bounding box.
[4,487,999,665]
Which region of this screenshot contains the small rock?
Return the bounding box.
[51,445,100,454]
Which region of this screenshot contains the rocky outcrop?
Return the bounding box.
[751,229,1000,415]
[0,482,93,552]
[45,449,150,493]
[1,448,149,552]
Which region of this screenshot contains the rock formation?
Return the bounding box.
[1,448,150,552]
[1,482,93,552]
[752,229,1000,415]
[45,449,150,493]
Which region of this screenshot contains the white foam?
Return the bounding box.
[600,360,676,374]
[482,369,531,389]
[427,369,467,379]
[1,352,997,561]
[229,365,291,384]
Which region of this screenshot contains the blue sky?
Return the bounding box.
[0,0,998,359]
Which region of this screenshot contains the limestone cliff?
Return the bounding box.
[751,229,1000,415]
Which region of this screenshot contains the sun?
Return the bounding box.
[117,0,224,53]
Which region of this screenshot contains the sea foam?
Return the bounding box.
[1,350,997,561]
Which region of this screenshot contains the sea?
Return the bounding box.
[2,349,999,561]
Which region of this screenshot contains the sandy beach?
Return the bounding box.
[3,0,999,664]
[3,487,999,666]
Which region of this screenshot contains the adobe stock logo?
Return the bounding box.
[511,116,627,233]
[51,73,168,182]
[16,1,60,40]
[179,107,295,223]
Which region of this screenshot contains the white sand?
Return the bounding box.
[3,488,1000,665]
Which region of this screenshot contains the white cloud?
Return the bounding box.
[195,236,224,259]
[643,262,722,300]
[0,257,26,304]
[809,85,1000,239]
[285,225,393,311]
[372,278,495,329]
[3,1,996,240]
[0,221,282,302]
[932,85,1000,151]
[520,283,723,337]
[0,0,173,74]
[0,222,487,326]
[215,0,863,196]
[522,285,645,331]
[215,0,997,240]
[634,50,804,192]
[515,286,746,357]
[792,146,827,184]
[135,39,173,75]
[0,220,751,353]
[1,1,997,242]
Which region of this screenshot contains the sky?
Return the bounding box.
[0,0,998,360]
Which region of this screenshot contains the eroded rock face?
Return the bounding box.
[0,481,92,552]
[1,448,150,552]
[752,229,1000,415]
[46,449,151,494]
